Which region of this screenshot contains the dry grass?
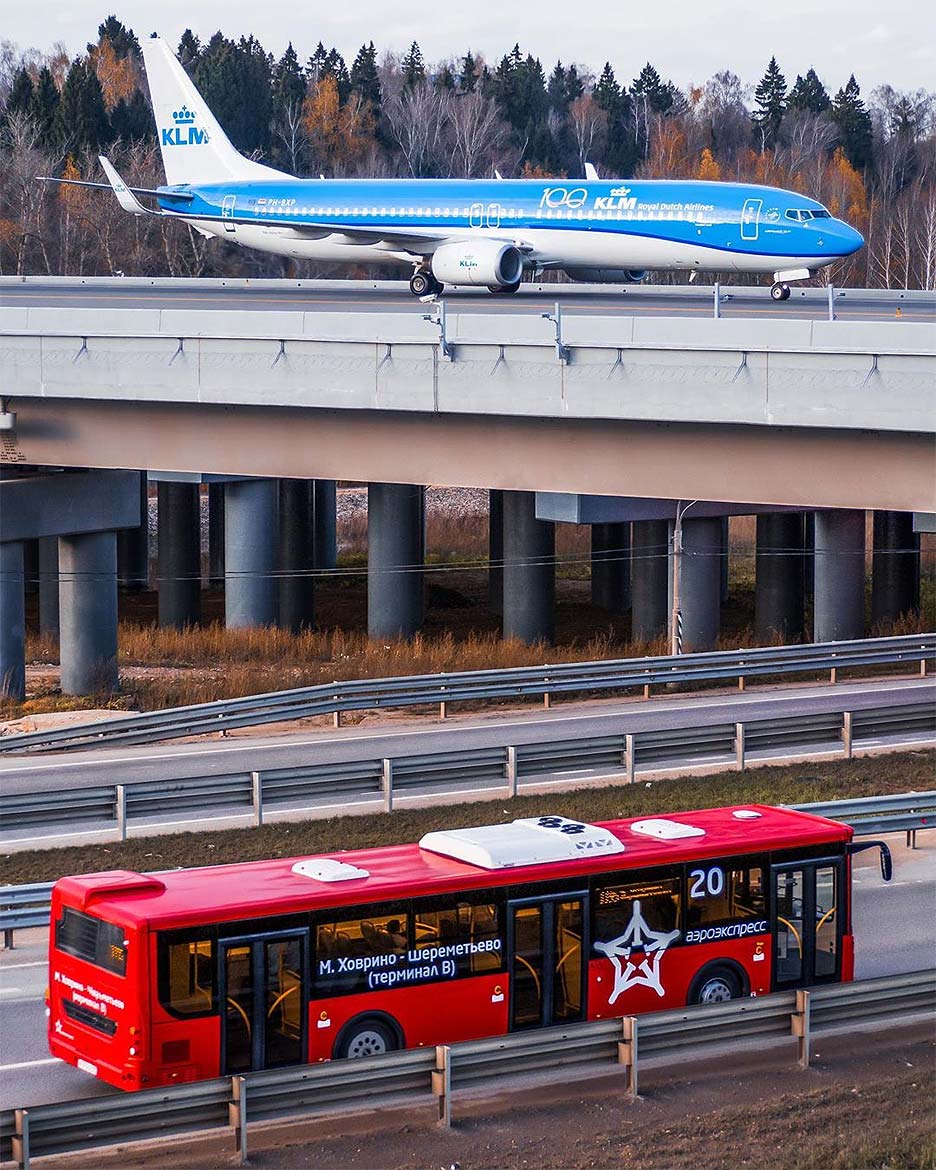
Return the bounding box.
[7,508,933,721]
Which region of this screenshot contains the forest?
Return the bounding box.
[1,15,934,286]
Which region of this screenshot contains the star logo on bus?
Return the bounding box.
[594,900,681,1003]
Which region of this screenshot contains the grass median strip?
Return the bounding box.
[2,749,932,886]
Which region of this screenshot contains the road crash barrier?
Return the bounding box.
[3,969,933,1166]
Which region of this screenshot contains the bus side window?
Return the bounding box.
[159,936,216,1016]
[685,864,766,928]
[414,899,503,975]
[594,874,681,941]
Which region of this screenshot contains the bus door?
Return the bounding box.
[507,894,587,1030]
[771,859,843,990]
[219,930,308,1075]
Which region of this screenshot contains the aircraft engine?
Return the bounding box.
[431,241,524,287]
[563,267,649,283]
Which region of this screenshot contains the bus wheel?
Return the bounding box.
[336,1017,398,1059]
[690,966,741,1005]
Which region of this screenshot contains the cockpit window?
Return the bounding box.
[786,208,832,222]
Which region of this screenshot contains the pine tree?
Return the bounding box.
[93,17,140,60]
[435,63,455,90]
[564,64,584,107]
[30,66,62,151]
[547,62,568,112]
[6,68,35,118]
[350,42,381,107]
[273,43,306,110]
[177,29,201,70]
[631,63,673,114]
[401,42,425,89]
[459,50,478,93]
[752,56,786,150]
[832,75,872,169]
[193,33,272,154]
[593,62,636,176]
[109,87,152,142]
[788,67,830,114]
[60,57,110,152]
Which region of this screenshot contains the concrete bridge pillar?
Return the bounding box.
[672,516,722,652]
[367,482,424,639]
[225,479,279,629]
[488,489,504,614]
[503,490,555,644]
[313,479,338,571]
[0,540,26,700]
[813,510,865,642]
[720,516,730,604]
[279,479,315,632]
[871,511,920,626]
[631,520,669,644]
[59,531,118,694]
[117,472,150,590]
[755,513,805,643]
[591,522,630,614]
[38,536,60,637]
[208,482,225,588]
[157,481,201,629]
[23,539,39,595]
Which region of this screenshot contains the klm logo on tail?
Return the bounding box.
[161,105,210,147]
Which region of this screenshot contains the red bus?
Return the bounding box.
[47,804,891,1089]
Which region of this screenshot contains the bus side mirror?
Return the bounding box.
[849,840,893,882]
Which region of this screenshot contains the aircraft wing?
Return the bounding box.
[286,219,539,255]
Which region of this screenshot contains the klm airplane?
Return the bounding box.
[53,36,864,301]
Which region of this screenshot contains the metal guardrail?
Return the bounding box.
[1,635,932,755]
[3,969,933,1166]
[2,699,933,857]
[2,700,934,855]
[3,790,933,948]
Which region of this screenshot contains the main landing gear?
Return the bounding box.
[409,270,442,297]
[770,282,792,301]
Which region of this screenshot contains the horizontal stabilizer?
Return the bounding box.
[37,175,192,202]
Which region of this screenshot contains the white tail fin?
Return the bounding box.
[141,35,285,186]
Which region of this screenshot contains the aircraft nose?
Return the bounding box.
[836,221,864,255]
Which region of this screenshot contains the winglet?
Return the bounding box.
[99,156,150,215]
[584,162,599,181]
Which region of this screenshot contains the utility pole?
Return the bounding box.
[670,500,697,656]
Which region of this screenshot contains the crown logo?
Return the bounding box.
[609,185,632,197]
[172,106,196,125]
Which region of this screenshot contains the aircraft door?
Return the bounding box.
[221,194,237,233]
[740,198,762,242]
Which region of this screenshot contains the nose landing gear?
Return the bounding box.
[770,282,792,301]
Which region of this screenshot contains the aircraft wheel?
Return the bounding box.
[410,271,434,297]
[771,282,791,302]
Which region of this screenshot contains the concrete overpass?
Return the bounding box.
[1,297,934,511]
[0,280,932,700]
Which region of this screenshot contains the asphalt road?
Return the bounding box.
[2,280,933,321]
[1,678,932,848]
[1,829,931,1110]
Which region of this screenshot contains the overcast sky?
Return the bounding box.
[5,0,935,94]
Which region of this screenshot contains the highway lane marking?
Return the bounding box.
[0,962,46,970]
[2,679,931,775]
[0,1058,59,1071]
[0,988,24,997]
